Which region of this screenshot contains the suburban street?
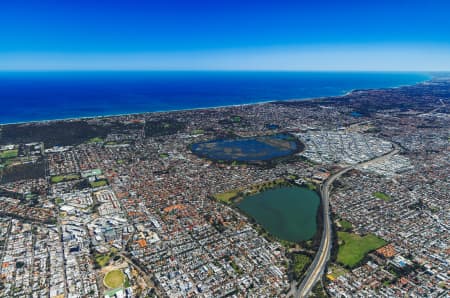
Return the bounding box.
[295,146,399,297]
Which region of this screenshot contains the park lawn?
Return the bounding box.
[0,149,18,159]
[231,116,241,122]
[87,137,104,143]
[95,254,110,267]
[246,178,286,195]
[104,270,125,289]
[192,129,204,135]
[214,190,239,204]
[50,174,81,184]
[90,179,108,188]
[373,191,391,202]
[337,232,387,268]
[214,180,287,205]
[50,176,64,183]
[339,220,353,231]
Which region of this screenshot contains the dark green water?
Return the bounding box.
[237,186,320,242]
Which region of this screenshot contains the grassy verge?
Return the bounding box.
[292,254,311,279]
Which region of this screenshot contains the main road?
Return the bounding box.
[294,146,399,297]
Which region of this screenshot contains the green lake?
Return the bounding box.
[237,186,320,242]
[191,133,300,162]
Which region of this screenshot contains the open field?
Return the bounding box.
[50,174,81,184]
[337,232,387,267]
[0,149,18,159]
[104,270,125,289]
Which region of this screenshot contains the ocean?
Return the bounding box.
[0,71,430,124]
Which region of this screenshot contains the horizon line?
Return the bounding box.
[0,69,448,72]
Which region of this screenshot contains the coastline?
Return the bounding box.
[0,77,432,126]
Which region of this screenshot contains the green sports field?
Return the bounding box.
[104,270,125,289]
[337,232,387,267]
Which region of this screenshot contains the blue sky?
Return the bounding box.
[1,0,449,70]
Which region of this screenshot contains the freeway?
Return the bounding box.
[295,146,399,297]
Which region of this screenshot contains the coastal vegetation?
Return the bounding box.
[0,120,145,147]
[1,159,46,184]
[0,121,111,147]
[144,119,185,137]
[337,232,387,268]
